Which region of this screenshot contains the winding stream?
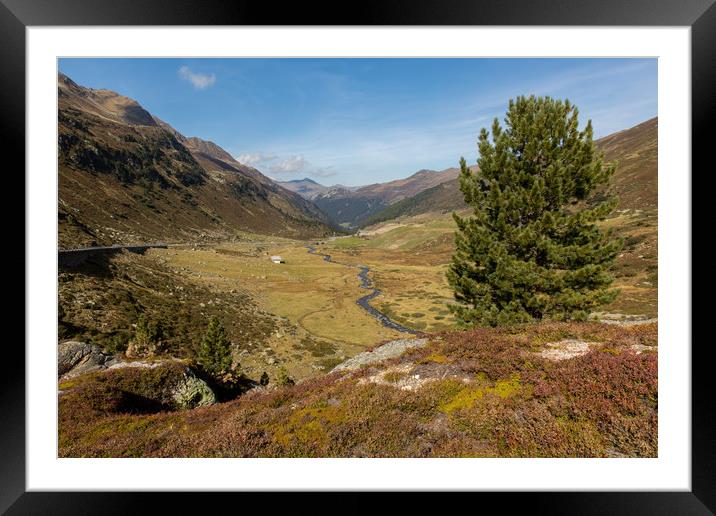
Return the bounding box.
[306,246,420,335]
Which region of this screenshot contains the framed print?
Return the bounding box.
[4,0,712,512]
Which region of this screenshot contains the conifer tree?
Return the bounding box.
[134,313,161,347]
[276,368,295,387]
[128,313,163,357]
[447,95,621,327]
[197,316,233,377]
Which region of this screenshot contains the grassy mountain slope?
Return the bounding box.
[359,176,464,228]
[310,167,460,228]
[58,74,334,248]
[58,249,278,360]
[185,137,333,227]
[360,118,658,227]
[595,117,658,211]
[356,168,460,202]
[312,193,390,229]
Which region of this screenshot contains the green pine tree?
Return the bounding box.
[447,95,622,327]
[197,316,233,377]
[134,313,151,346]
[134,313,162,347]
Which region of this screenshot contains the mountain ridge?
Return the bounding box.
[58,74,335,247]
[359,117,658,228]
[283,167,461,228]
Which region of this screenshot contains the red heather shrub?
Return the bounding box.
[533,349,657,456]
[59,322,658,458]
[536,350,657,418]
[424,327,538,381]
[449,396,605,457]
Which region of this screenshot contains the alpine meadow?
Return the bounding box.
[57,58,659,458]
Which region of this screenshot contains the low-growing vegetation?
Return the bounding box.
[59,321,657,458]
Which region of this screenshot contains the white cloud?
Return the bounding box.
[236,152,335,178]
[178,66,216,90]
[269,155,308,174]
[235,152,276,166]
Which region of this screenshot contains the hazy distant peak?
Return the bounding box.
[277,177,332,200]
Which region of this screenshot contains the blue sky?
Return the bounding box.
[58,58,657,186]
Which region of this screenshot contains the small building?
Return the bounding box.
[270,255,285,264]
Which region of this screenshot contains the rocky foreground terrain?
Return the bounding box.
[59,321,656,458]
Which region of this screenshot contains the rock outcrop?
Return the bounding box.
[537,339,595,361]
[58,341,118,378]
[58,342,215,410]
[332,338,428,372]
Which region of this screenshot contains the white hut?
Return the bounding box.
[270,255,284,264]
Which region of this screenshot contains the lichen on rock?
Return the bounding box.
[172,368,216,409]
[538,339,595,361]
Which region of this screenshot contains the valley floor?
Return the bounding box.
[59,205,657,384]
[153,239,406,379]
[57,209,658,458]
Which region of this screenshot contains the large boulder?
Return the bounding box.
[58,341,117,378]
[110,361,216,410]
[59,357,216,412]
[172,368,216,409]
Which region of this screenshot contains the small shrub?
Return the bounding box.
[383,371,408,383]
[260,372,269,386]
[276,368,295,387]
[126,313,163,357]
[105,332,131,354]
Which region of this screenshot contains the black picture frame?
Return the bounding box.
[3,0,710,513]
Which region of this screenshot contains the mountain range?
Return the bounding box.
[277,115,657,230]
[357,117,658,228]
[276,178,359,200]
[58,74,335,248]
[279,167,460,228]
[58,72,657,243]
